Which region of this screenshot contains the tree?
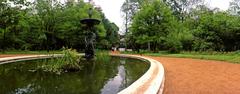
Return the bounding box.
[0,0,120,51]
[0,0,30,51]
[163,0,205,22]
[101,14,120,49]
[229,0,240,15]
[189,9,240,51]
[130,0,178,52]
[121,0,149,33]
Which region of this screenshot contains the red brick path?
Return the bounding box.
[148,56,240,94]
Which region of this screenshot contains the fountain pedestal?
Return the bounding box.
[80,8,100,60]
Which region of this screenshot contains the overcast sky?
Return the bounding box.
[87,0,232,32]
[89,0,125,32]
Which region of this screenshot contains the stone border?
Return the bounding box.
[111,54,165,94]
[0,54,165,94]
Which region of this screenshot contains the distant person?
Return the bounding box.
[111,47,115,52]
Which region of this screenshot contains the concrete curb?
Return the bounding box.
[0,54,62,65]
[111,54,165,94]
[0,54,85,65]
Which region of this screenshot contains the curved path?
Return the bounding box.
[147,56,240,94]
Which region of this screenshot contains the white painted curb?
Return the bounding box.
[112,54,165,94]
[0,54,62,65]
[0,54,85,64]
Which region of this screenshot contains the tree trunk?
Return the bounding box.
[2,29,6,53]
[148,42,151,51]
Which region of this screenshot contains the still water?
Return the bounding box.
[0,57,149,94]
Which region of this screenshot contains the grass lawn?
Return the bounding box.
[123,51,240,64]
[1,50,239,64]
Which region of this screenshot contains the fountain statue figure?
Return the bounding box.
[80,8,100,60]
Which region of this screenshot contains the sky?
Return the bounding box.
[208,0,231,10]
[87,0,232,32]
[89,0,125,32]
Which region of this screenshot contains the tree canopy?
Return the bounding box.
[0,0,119,52]
[123,0,240,52]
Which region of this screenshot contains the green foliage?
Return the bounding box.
[98,39,111,49]
[102,17,120,46]
[1,0,240,53]
[130,0,178,52]
[165,32,183,53]
[96,50,111,63]
[189,11,240,51]
[124,0,240,53]
[0,0,119,52]
[127,0,194,53]
[39,48,81,74]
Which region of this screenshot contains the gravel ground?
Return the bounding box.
[147,56,240,94]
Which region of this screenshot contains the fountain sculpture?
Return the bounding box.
[80,8,101,60]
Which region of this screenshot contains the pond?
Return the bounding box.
[0,57,149,94]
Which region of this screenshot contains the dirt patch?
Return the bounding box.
[148,56,240,94]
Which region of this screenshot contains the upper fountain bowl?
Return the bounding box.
[80,18,101,25]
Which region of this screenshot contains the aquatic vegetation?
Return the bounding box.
[96,50,111,63]
[39,48,81,74]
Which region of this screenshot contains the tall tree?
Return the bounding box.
[0,0,29,51]
[130,0,178,52]
[229,0,240,15]
[121,0,149,33]
[163,0,205,22]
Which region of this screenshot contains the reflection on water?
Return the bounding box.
[101,65,125,94]
[0,57,149,94]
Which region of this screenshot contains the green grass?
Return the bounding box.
[123,51,240,64]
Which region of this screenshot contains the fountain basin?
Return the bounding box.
[0,54,165,94]
[0,55,149,94]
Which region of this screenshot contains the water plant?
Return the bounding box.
[95,50,111,63]
[39,48,81,74]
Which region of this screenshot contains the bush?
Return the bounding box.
[165,32,183,53]
[39,48,81,74]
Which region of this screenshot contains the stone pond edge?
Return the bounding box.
[111,54,165,94]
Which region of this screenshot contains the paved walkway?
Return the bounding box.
[148,56,240,94]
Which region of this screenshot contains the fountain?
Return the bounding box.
[80,7,101,60]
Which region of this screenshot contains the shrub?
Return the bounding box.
[39,48,81,74]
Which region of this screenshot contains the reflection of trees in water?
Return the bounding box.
[79,58,120,94]
[0,60,48,94]
[123,58,150,87]
[101,64,126,94]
